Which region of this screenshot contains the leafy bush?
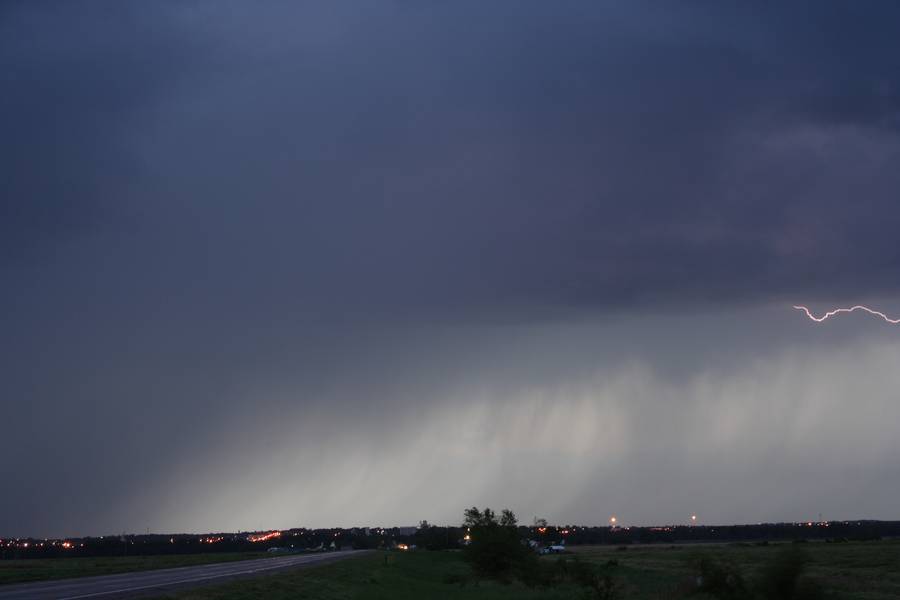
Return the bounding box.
[516,553,555,588]
[461,507,531,582]
[692,554,749,599]
[687,546,825,600]
[570,559,619,599]
[756,547,824,600]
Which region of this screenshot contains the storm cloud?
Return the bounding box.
[3,2,900,537]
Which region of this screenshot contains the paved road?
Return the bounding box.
[0,550,367,600]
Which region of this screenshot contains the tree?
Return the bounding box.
[461,506,531,581]
[415,520,458,550]
[500,509,517,527]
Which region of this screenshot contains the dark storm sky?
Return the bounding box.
[3,2,900,537]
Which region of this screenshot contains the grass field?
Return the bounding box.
[151,540,900,600]
[0,552,271,586]
[2,540,896,598]
[570,541,900,599]
[153,550,584,600]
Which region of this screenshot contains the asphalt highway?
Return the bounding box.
[0,550,366,600]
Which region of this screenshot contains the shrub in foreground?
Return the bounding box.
[461,507,530,582]
[756,547,824,600]
[688,546,825,600]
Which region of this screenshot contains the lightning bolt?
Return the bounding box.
[793,305,900,324]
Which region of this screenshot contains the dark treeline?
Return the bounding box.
[3,520,897,560]
[514,520,897,547]
[0,527,390,560]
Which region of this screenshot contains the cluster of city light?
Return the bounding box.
[1,539,77,549]
[200,536,224,544]
[793,304,900,324]
[247,531,282,543]
[532,515,698,530]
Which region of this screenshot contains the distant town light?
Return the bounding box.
[248,531,282,543]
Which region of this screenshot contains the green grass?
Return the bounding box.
[0,552,271,586]
[6,540,898,598]
[155,540,900,600]
[153,551,583,600]
[570,540,900,599]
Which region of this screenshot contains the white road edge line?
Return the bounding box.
[56,553,348,600]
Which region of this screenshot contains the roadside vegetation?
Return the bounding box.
[154,550,582,600]
[0,552,272,586]
[150,539,899,600]
[4,509,898,598]
[150,508,899,599]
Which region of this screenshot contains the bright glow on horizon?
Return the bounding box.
[793,305,900,324]
[247,531,281,543]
